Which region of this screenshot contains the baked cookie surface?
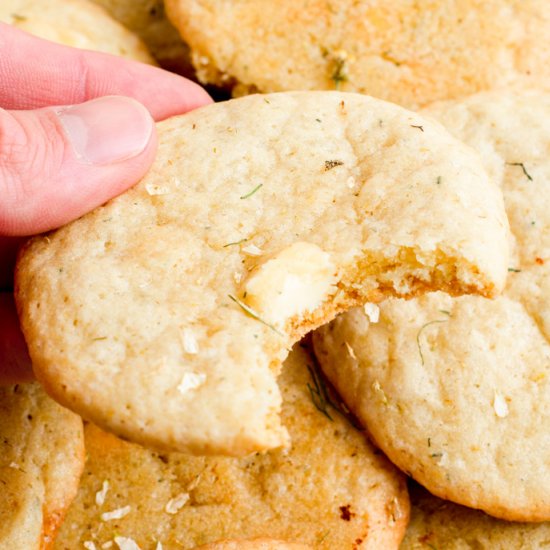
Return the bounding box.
[0,382,84,549]
[313,90,550,521]
[165,0,550,108]
[402,483,550,549]
[1,0,154,63]
[54,345,409,550]
[16,91,508,455]
[91,0,192,75]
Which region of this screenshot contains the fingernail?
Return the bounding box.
[57,96,154,165]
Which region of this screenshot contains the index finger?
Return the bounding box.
[0,24,212,120]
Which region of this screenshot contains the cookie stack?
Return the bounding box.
[2,1,549,548]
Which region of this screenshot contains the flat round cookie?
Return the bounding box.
[313,90,550,521]
[0,382,84,549]
[16,91,509,455]
[91,0,193,75]
[402,483,550,549]
[164,0,550,108]
[1,0,154,63]
[54,345,409,549]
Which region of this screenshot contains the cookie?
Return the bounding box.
[192,541,310,550]
[16,91,509,455]
[0,382,84,549]
[1,0,154,63]
[402,482,550,549]
[313,90,550,521]
[164,0,550,108]
[91,0,193,75]
[54,345,409,550]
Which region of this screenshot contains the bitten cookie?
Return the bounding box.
[165,0,550,108]
[0,382,84,549]
[54,345,409,550]
[1,0,154,63]
[313,90,550,521]
[16,91,509,455]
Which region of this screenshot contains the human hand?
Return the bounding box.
[0,23,212,383]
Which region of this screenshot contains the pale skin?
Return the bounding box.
[0,23,212,383]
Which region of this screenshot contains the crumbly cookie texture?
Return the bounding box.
[16,91,508,456]
[165,0,550,108]
[402,482,550,550]
[1,0,154,63]
[313,90,550,521]
[0,382,84,550]
[54,345,409,550]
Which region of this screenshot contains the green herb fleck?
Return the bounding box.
[223,238,248,248]
[331,53,349,89]
[307,364,335,421]
[428,437,432,447]
[438,309,451,316]
[228,294,283,336]
[508,267,522,273]
[315,118,322,123]
[92,336,108,341]
[263,98,271,104]
[411,124,424,132]
[416,319,449,365]
[507,162,533,181]
[430,452,443,458]
[11,13,27,21]
[381,51,402,66]
[239,183,263,199]
[324,160,344,171]
[436,176,442,185]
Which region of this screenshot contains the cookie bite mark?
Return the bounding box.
[239,242,338,336]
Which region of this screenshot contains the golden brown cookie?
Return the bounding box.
[54,345,409,549]
[165,0,550,108]
[91,0,192,74]
[0,382,84,549]
[1,0,154,63]
[16,92,509,456]
[313,90,550,521]
[402,483,550,549]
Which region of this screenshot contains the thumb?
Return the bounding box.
[0,95,157,236]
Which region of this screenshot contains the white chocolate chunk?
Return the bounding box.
[241,242,337,328]
[363,302,380,323]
